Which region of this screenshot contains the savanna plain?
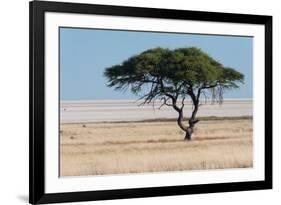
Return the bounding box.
[60,117,252,176]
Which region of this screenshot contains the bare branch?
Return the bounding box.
[159,97,173,109]
[180,97,185,110]
[193,119,200,124]
[188,88,197,106]
[196,88,202,102]
[201,90,209,104]
[137,82,158,106]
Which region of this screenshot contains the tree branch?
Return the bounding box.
[201,82,218,89]
[180,97,185,110]
[159,97,173,109]
[196,88,202,102]
[188,88,197,105]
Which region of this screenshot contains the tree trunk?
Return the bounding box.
[171,96,199,141]
[177,108,187,132]
[176,109,196,141]
[184,100,199,141]
[184,127,193,140]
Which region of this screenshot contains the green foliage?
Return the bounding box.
[104,47,244,104]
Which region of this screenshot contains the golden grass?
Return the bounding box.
[60,119,253,176]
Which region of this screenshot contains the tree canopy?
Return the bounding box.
[104,47,244,140]
[104,47,243,103]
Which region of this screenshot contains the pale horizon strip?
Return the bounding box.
[60,98,253,124]
[60,98,253,104]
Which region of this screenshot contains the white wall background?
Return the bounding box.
[0,0,279,204]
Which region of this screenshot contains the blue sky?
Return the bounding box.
[60,28,253,100]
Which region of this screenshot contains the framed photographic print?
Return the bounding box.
[29,0,272,204]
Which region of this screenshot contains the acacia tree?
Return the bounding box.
[104,47,244,140]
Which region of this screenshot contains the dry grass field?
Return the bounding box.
[60,118,253,176]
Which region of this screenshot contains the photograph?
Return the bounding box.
[59,27,253,177]
[29,1,272,204]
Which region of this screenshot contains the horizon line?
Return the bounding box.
[60,98,253,103]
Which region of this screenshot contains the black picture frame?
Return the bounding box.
[29,0,272,204]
